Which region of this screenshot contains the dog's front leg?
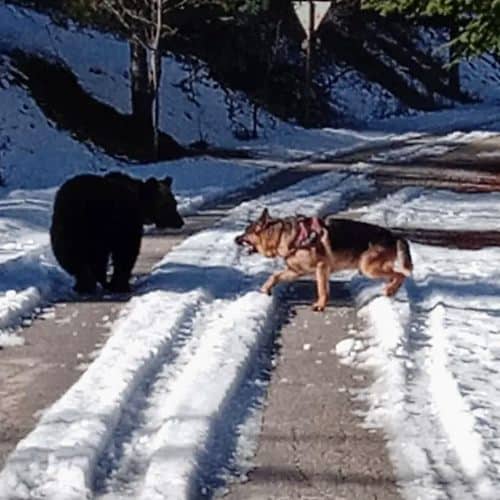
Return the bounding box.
[260,268,300,295]
[312,261,330,312]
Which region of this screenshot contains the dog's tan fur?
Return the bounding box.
[235,209,413,311]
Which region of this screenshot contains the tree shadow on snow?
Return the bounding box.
[10,50,187,162]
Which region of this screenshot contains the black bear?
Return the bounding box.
[50,172,184,293]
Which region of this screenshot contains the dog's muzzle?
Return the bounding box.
[235,234,257,254]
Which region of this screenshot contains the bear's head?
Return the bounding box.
[142,176,184,229]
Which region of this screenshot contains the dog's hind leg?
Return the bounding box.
[260,269,301,295]
[312,261,330,312]
[359,245,406,297]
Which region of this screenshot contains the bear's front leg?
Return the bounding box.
[108,231,141,293]
[107,275,131,293]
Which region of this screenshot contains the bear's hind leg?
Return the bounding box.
[74,265,97,294]
[91,248,110,289]
[54,240,97,293]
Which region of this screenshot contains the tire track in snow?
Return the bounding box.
[0,290,207,500]
[404,272,500,500]
[93,296,211,498]
[448,309,500,485]
[94,293,276,499]
[350,271,497,500]
[137,294,275,500]
[93,237,278,499]
[399,292,473,500]
[425,304,494,498]
[352,291,444,499]
[401,282,472,500]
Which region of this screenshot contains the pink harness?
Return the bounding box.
[289,216,326,254]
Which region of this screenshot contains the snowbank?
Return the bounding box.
[338,187,500,500]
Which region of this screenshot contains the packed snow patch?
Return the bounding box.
[354,186,500,231]
[337,186,500,500]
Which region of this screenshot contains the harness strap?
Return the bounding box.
[258,215,327,259]
[287,216,327,257]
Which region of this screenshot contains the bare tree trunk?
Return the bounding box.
[149,47,161,159]
[304,1,315,127]
[252,101,258,138]
[130,40,154,155]
[448,18,460,95]
[103,0,168,160]
[148,0,163,160]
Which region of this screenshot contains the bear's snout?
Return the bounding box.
[155,212,184,229]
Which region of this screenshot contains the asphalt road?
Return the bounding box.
[221,274,401,500]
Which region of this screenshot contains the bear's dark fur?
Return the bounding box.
[50,172,184,293]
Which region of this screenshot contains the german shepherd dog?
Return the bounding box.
[235,209,413,311]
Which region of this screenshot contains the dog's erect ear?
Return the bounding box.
[259,208,270,222]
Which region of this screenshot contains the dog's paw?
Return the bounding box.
[383,286,398,297]
[311,302,326,312]
[260,286,272,296]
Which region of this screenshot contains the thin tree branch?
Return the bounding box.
[102,0,156,29]
[101,0,132,31]
[101,0,201,48]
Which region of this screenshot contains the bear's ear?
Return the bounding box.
[143,177,158,196]
[162,176,173,188]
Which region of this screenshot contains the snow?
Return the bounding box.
[2,3,500,500]
[353,186,500,230]
[414,26,500,103]
[368,130,497,164]
[367,103,500,134]
[337,193,500,499]
[0,172,373,499]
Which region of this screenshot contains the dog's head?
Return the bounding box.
[235,208,276,256]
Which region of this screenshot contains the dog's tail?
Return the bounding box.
[396,238,413,277]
